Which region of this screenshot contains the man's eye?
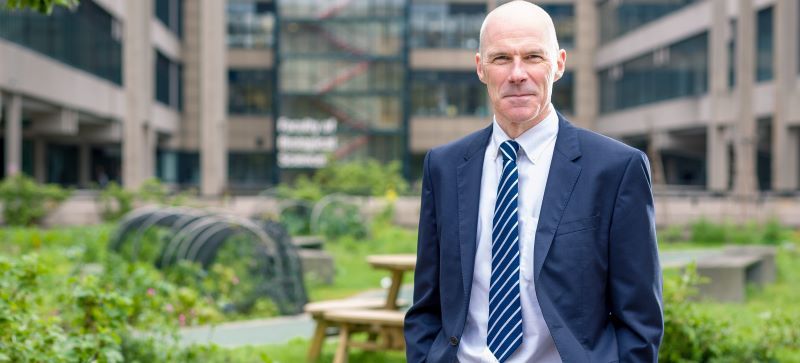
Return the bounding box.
[493,56,510,62]
[526,55,543,60]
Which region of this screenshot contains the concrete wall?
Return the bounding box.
[409,116,490,152]
[0,39,126,121]
[26,194,800,229]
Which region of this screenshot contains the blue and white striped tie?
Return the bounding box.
[488,140,523,362]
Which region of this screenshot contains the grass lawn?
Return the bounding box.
[306,223,418,301]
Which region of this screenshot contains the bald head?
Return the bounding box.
[479,1,560,57]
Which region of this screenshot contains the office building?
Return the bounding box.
[1,0,797,196]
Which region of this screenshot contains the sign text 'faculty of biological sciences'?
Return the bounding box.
[276,117,338,168]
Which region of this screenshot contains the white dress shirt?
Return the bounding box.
[457,105,562,363]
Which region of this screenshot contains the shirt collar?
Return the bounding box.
[489,104,559,164]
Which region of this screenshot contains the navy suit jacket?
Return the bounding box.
[404,113,663,363]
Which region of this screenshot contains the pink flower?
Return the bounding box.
[231,276,240,285]
[147,288,155,297]
[165,304,174,313]
[179,314,186,326]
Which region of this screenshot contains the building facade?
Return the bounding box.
[0,0,798,196]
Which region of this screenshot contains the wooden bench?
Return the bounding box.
[324,309,406,363]
[304,298,404,362]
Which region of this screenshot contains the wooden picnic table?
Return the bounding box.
[304,254,416,362]
[366,254,416,310]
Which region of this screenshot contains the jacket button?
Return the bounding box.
[449,336,459,346]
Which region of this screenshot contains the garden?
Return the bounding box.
[1,162,799,362]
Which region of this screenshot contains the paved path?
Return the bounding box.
[179,284,413,347]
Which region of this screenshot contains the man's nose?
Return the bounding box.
[508,58,528,84]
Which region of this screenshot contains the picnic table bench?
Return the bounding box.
[326,309,406,363]
[304,254,416,362]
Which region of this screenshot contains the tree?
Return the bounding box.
[3,0,79,14]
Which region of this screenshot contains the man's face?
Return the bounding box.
[476,16,566,130]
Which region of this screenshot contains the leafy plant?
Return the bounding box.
[138,178,171,204]
[313,200,368,240]
[3,0,78,14]
[277,159,408,203]
[0,174,71,226]
[660,262,800,362]
[99,182,136,222]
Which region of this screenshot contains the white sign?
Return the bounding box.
[276,117,338,168]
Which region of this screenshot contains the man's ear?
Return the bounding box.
[554,49,567,81]
[476,52,486,84]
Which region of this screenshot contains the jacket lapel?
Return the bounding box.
[534,113,582,281]
[457,125,492,299]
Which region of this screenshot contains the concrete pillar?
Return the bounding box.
[122,0,155,190]
[733,0,757,198]
[79,143,91,188]
[648,129,667,186]
[771,0,799,191]
[185,0,227,196]
[574,0,598,130]
[707,125,730,191]
[4,93,22,177]
[34,139,47,183]
[708,0,730,192]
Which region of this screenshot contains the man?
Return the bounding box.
[404,1,664,362]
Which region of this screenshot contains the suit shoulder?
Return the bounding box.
[574,126,646,162]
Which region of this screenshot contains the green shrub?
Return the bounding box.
[687,218,792,246]
[278,203,313,236]
[659,224,686,244]
[277,159,408,202]
[314,199,368,240]
[0,174,70,226]
[99,182,136,222]
[660,263,800,362]
[762,218,787,245]
[138,178,171,204]
[689,218,728,244]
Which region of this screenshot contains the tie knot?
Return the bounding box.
[499,140,520,162]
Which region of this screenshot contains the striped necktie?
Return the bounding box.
[488,140,523,362]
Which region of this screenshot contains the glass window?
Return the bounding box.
[156,150,199,186]
[410,3,484,49]
[276,1,407,173]
[155,0,183,38]
[411,71,488,118]
[155,51,183,110]
[552,71,574,115]
[282,21,403,57]
[280,0,404,19]
[0,0,123,85]
[91,145,121,186]
[728,6,775,87]
[729,19,736,88]
[756,6,773,82]
[598,0,698,43]
[227,0,275,49]
[540,4,575,49]
[600,32,708,113]
[229,69,273,115]
[228,152,273,187]
[47,143,79,186]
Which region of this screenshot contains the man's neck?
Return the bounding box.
[496,104,553,139]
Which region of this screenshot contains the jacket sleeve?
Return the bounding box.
[608,151,664,362]
[404,151,442,363]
